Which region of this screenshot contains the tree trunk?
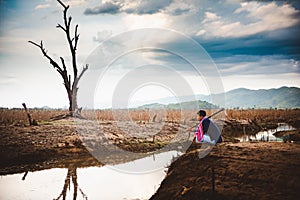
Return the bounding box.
[68,89,78,114]
[67,89,74,112]
[72,87,78,112]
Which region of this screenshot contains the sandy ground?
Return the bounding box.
[151,142,300,200]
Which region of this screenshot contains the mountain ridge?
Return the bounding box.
[136,86,300,109]
[224,86,300,108]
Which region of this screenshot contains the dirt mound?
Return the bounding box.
[151,142,300,200]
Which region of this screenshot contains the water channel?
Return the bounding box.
[0,151,181,200]
[236,123,296,142]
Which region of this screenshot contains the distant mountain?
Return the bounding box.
[167,100,218,110]
[136,86,300,109]
[137,100,218,110]
[137,103,166,110]
[223,86,300,109]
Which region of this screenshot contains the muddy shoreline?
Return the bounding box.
[0,118,191,175]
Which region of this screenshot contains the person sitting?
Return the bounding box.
[194,110,222,145]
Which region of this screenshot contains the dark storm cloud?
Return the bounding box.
[198,26,300,60]
[84,0,174,15]
[242,0,300,7]
[84,2,121,15]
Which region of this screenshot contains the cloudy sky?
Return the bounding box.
[0,0,299,108]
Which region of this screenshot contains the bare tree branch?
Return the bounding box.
[57,0,68,10]
[59,57,67,72]
[28,40,64,74]
[56,23,66,32]
[28,40,41,48]
[78,64,89,82]
[67,16,72,29]
[74,24,79,50]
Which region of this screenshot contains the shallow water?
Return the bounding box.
[0,151,181,200]
[237,123,296,142]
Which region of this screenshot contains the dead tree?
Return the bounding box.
[22,103,38,126]
[28,0,88,117]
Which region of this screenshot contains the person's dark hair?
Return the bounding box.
[197,110,206,117]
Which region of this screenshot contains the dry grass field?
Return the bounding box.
[1,108,299,126]
[226,109,300,125]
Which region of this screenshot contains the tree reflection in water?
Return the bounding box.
[54,167,87,200]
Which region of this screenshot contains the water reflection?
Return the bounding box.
[237,123,296,142]
[54,167,88,200]
[0,151,180,200]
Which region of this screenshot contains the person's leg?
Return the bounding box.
[202,135,216,145]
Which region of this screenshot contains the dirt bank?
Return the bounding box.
[150,142,300,200]
[0,119,96,175]
[274,129,300,142]
[0,118,190,175]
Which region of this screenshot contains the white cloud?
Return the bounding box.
[35,4,51,10]
[196,29,206,36]
[198,2,300,38]
[202,11,221,23]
